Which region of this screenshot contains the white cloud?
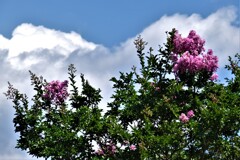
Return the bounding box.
[11,23,97,57]
[2,23,97,69]
[0,6,239,159]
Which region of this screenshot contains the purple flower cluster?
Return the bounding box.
[43,80,69,105]
[172,30,218,81]
[95,141,137,156]
[173,50,218,74]
[106,143,117,154]
[95,143,117,156]
[173,30,205,55]
[179,110,195,123]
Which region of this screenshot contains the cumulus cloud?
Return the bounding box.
[0,6,239,159]
[1,23,97,69]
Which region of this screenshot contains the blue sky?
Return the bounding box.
[0,0,239,159]
[0,0,239,47]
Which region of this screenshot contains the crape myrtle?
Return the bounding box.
[5,29,240,160]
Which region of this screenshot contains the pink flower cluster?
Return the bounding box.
[172,30,218,81]
[173,30,205,55]
[95,149,104,156]
[43,80,69,105]
[129,144,137,151]
[106,143,117,154]
[95,143,117,156]
[173,50,218,74]
[95,142,137,156]
[210,73,218,81]
[123,140,137,151]
[179,110,195,123]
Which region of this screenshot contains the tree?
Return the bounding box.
[5,29,240,159]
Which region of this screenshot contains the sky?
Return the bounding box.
[0,0,239,159]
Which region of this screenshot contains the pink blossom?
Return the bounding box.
[210,73,218,81]
[179,113,189,123]
[187,110,195,118]
[43,80,69,105]
[111,145,117,153]
[173,30,205,55]
[106,143,117,154]
[129,144,137,151]
[203,51,218,72]
[172,30,218,82]
[95,149,104,155]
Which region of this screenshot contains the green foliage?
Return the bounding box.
[4,29,240,159]
[5,65,104,159]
